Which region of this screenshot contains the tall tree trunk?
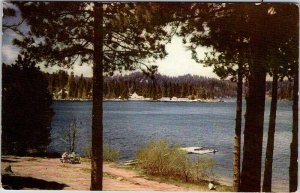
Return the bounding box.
[289,67,298,192]
[91,2,103,190]
[240,44,267,191]
[262,68,278,192]
[233,63,243,192]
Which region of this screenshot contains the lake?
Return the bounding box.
[48,99,293,191]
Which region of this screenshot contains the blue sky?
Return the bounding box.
[2,3,217,78]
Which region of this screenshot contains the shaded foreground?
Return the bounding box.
[1,156,230,191]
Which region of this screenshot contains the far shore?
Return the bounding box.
[53,97,227,103]
[53,96,291,102]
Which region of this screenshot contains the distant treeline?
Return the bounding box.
[47,70,293,100]
[104,72,236,99]
[266,81,293,100]
[47,70,92,99]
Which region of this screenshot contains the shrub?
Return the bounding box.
[83,143,119,162]
[104,144,119,162]
[135,139,215,183]
[84,143,92,158]
[192,157,216,182]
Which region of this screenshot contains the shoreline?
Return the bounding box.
[53,98,227,103]
[53,97,292,102]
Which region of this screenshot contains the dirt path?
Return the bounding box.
[103,163,197,191]
[1,156,199,191]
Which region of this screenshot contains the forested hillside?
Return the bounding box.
[47,70,93,100]
[47,70,293,100]
[104,72,236,99]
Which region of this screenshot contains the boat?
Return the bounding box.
[180,146,217,155]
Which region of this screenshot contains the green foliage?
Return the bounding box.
[48,71,92,100]
[3,7,16,17]
[104,144,119,162]
[68,72,76,98]
[178,3,298,82]
[44,69,295,101]
[142,65,158,100]
[84,143,92,159]
[13,2,172,75]
[104,72,236,99]
[135,139,216,183]
[48,70,239,100]
[2,53,54,155]
[84,143,119,162]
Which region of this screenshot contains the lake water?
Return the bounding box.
[49,99,293,191]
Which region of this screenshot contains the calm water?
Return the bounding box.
[49,99,292,191]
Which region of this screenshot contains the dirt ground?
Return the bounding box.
[1,156,203,191]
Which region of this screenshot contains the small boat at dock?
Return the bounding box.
[123,160,137,165]
[180,146,217,155]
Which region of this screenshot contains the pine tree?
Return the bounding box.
[78,74,84,98]
[68,72,76,99]
[2,53,54,155]
[14,2,172,190]
[176,3,297,191]
[262,5,298,191]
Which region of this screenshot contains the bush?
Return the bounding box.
[135,139,215,183]
[104,144,119,162]
[191,157,216,182]
[84,143,92,159]
[84,143,119,162]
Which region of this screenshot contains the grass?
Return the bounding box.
[59,164,71,168]
[80,157,91,163]
[136,165,231,191]
[103,172,118,179]
[83,144,119,162]
[110,162,232,192]
[25,158,40,162]
[80,168,91,173]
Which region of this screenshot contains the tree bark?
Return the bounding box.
[90,2,103,190]
[233,63,243,192]
[240,43,267,191]
[289,67,298,192]
[262,68,278,192]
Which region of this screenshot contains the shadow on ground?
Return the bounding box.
[1,159,18,163]
[2,174,69,190]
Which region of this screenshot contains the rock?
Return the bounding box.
[117,177,123,181]
[4,165,13,174]
[208,182,216,190]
